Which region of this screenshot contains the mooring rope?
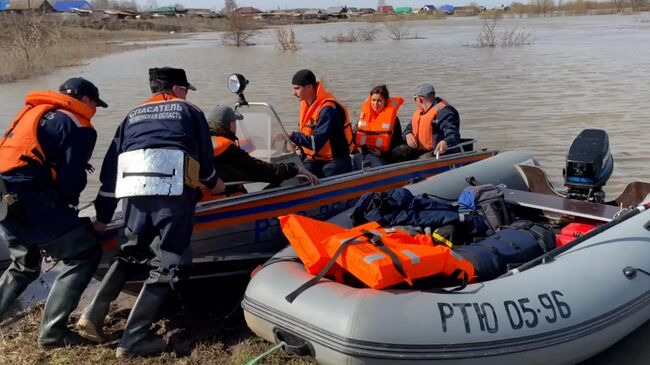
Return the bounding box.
[243,342,285,365]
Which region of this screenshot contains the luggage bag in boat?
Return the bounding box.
[455,220,556,281]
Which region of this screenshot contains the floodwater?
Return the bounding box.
[1,14,649,363]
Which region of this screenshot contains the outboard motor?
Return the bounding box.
[563,129,613,203]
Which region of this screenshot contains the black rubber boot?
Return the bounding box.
[76,260,130,343]
[38,226,102,347]
[0,243,41,318]
[115,283,170,358]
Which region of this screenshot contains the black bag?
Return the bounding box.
[458,183,512,235]
[454,220,556,281]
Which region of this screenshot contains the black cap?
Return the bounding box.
[59,77,108,108]
[291,69,316,86]
[149,67,196,91]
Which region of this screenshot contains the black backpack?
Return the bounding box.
[457,181,512,235]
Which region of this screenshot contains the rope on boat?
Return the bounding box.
[244,342,286,365]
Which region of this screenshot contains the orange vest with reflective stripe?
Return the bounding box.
[0,91,94,176]
[280,214,475,289]
[411,100,448,151]
[299,83,355,161]
[356,96,404,153]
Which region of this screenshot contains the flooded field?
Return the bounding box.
[1,14,649,364]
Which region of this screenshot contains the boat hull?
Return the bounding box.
[242,151,650,364]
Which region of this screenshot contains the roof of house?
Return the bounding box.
[439,4,455,12]
[3,0,52,10]
[51,0,91,11]
[235,6,261,14]
[394,6,412,13]
[0,0,10,10]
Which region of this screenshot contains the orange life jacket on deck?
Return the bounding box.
[356,96,404,153]
[280,214,475,290]
[299,83,355,161]
[0,91,94,178]
[411,100,448,151]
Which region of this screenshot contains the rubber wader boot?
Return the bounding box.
[76,260,130,343]
[0,242,42,318]
[38,227,102,347]
[0,264,39,318]
[115,283,170,358]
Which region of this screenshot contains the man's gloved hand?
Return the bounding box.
[211,178,225,195]
[296,166,319,185]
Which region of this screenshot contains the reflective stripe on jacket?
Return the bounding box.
[356,96,404,153]
[411,100,448,151]
[0,91,93,175]
[298,82,355,161]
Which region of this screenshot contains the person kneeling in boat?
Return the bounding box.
[288,69,356,178]
[353,84,405,168]
[391,82,460,162]
[204,105,318,198]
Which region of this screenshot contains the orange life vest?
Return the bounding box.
[410,100,448,151]
[280,214,475,290]
[199,135,242,202]
[356,96,404,153]
[212,136,235,157]
[0,91,94,177]
[298,83,355,161]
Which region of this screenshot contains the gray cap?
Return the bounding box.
[206,105,243,126]
[414,83,435,98]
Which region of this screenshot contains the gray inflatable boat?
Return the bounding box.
[242,151,650,365]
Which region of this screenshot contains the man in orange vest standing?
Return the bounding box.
[289,69,356,178]
[392,83,460,162]
[0,78,107,347]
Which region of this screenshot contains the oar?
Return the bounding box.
[501,202,650,278]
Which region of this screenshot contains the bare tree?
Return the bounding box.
[476,18,534,48]
[221,0,259,46]
[275,24,299,51]
[532,0,555,16]
[384,21,410,40]
[476,19,498,48]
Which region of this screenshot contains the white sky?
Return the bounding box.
[142,1,514,11]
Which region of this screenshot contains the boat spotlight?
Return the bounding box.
[228,73,248,94]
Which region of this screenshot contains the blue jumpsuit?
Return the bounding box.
[94,93,218,284]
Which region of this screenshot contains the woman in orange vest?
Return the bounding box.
[289,69,356,178]
[354,85,405,168]
[392,82,461,162]
[203,105,319,199]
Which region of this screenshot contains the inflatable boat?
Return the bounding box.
[242,134,650,364]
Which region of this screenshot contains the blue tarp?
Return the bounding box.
[51,0,91,11]
[422,5,436,11]
[0,0,10,10]
[439,4,455,12]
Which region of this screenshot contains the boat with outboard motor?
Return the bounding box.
[242,130,650,365]
[86,74,494,292]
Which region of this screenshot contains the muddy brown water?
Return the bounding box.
[1,14,649,363]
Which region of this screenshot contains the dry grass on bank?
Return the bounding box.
[0,14,206,84]
[0,284,314,365]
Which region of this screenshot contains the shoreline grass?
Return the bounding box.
[0,287,314,365]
